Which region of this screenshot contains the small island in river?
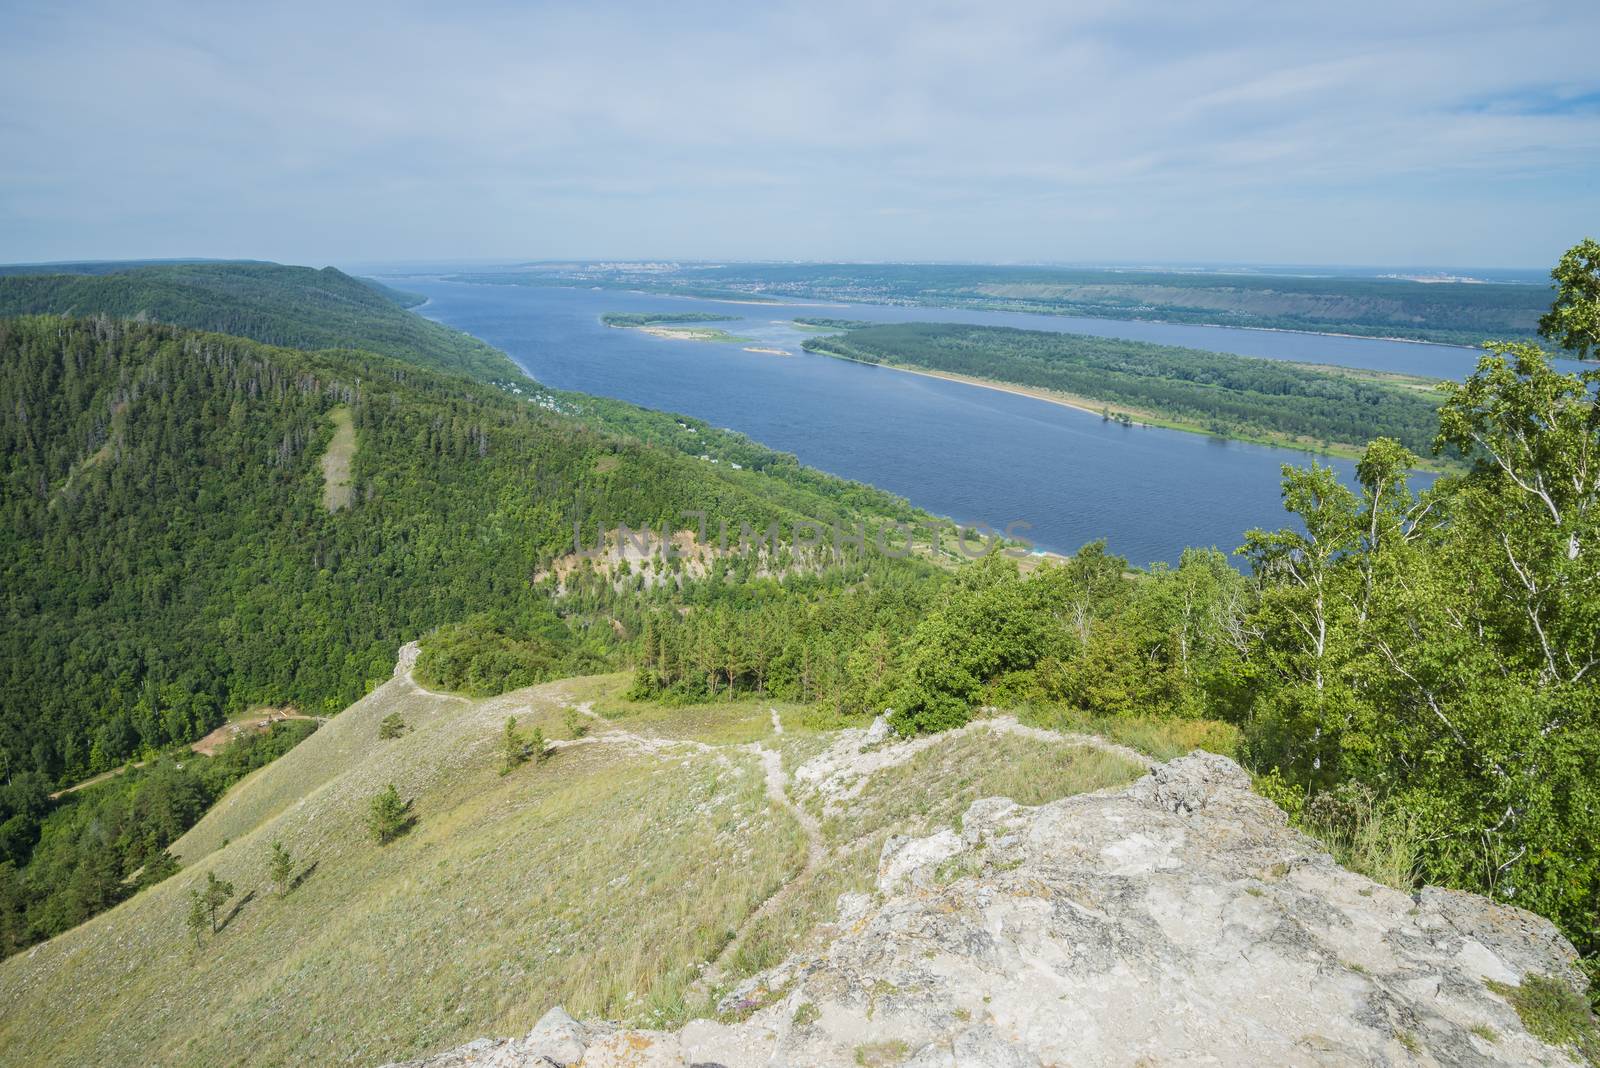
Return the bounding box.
[601,310,754,344]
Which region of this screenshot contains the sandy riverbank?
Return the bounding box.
[816,352,1436,467]
[834,355,1121,420]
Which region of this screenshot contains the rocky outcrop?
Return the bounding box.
[384,753,1587,1067]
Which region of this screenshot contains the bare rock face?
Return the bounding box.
[383,754,1587,1067]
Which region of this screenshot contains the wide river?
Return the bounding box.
[395,279,1490,565]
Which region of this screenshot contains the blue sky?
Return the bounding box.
[1,1,1596,268]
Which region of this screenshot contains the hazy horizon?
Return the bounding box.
[3,1,1597,268]
[0,256,1556,282]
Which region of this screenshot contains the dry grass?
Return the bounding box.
[0,674,801,1066]
[565,675,813,747]
[1300,789,1423,892]
[1016,705,1242,762]
[821,730,1143,845]
[174,675,467,864]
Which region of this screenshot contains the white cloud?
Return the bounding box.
[0,0,1595,265]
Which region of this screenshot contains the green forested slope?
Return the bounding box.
[0,263,517,381]
[0,304,936,957]
[0,720,317,951]
[0,315,924,793]
[0,258,273,277]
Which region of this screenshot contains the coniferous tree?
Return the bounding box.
[139,849,181,889]
[562,708,588,740]
[0,863,27,957]
[185,888,208,949]
[201,871,234,934]
[268,841,294,897]
[367,785,413,844]
[500,717,527,776]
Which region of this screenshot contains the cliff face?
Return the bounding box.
[386,753,1586,1067]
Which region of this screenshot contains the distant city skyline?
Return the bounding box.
[2,1,1596,268]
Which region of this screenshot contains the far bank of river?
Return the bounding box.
[398,277,1443,565]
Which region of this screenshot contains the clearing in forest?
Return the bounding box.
[319,405,356,511]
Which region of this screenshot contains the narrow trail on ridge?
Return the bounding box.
[395,640,471,704]
[699,727,826,994]
[546,692,1134,1003]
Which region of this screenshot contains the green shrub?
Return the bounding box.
[416,614,604,699]
[1486,974,1600,1064]
[1253,768,1305,820]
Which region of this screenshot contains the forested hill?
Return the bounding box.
[0,263,519,382]
[0,258,272,277]
[0,314,929,793]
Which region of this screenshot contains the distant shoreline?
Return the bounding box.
[814,349,1450,470]
[853,297,1489,353]
[425,277,1505,353]
[630,285,1493,352]
[624,289,845,308]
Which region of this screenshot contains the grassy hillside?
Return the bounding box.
[805,321,1447,458]
[0,666,1148,1067]
[0,262,519,381]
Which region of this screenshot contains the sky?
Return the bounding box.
[1,1,1597,269]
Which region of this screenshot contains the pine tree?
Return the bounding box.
[367,784,412,844]
[378,713,408,740]
[139,849,181,889]
[185,888,208,949]
[501,717,527,775]
[562,707,588,740]
[201,871,234,933]
[268,841,294,897]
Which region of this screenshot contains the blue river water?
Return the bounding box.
[397,279,1466,565]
